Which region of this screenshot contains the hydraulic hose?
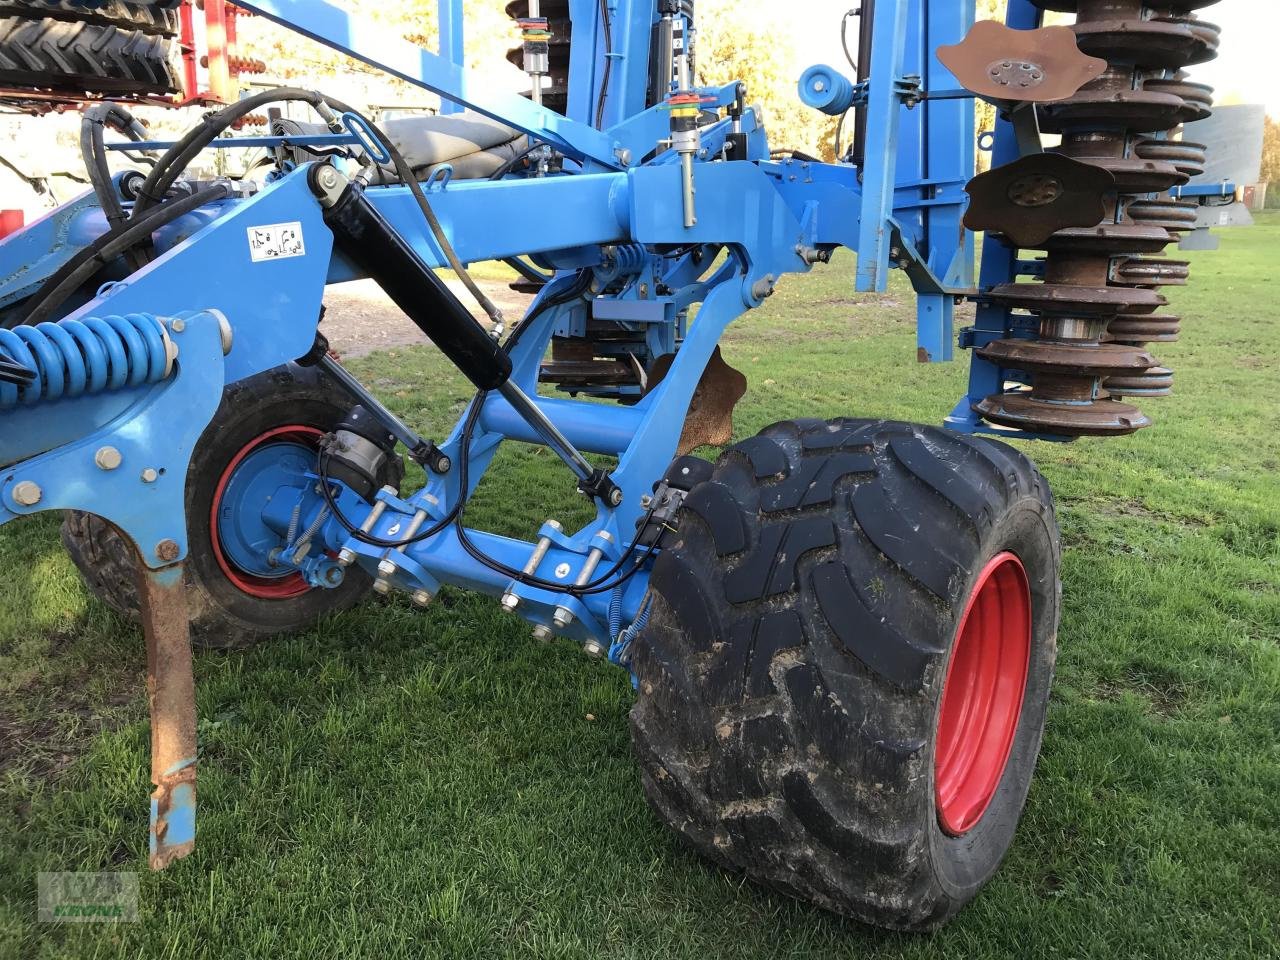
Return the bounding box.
[19,184,230,328]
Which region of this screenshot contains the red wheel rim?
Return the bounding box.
[209,425,323,601]
[935,551,1032,836]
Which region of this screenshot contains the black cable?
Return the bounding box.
[328,97,505,326]
[502,270,592,353]
[18,184,230,327]
[130,87,334,221]
[124,86,503,329]
[840,8,859,74]
[451,393,666,597]
[595,0,613,129]
[314,397,484,550]
[0,351,35,385]
[487,140,551,181]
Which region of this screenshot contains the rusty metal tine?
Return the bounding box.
[137,560,198,871]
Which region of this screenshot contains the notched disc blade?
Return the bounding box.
[937,20,1107,108]
[964,152,1115,248]
[647,346,748,455]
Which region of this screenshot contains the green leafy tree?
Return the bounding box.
[694,0,838,159]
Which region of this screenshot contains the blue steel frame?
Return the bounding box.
[1,0,987,586]
[0,0,1014,864]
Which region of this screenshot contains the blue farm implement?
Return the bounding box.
[0,0,1223,931]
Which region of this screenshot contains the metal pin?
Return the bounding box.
[502,519,562,612]
[552,532,613,629]
[378,508,429,578]
[338,486,395,567]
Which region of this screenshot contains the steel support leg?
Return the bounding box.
[138,561,198,870]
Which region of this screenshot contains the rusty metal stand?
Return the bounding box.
[136,559,198,870]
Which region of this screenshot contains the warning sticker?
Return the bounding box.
[247,222,305,262]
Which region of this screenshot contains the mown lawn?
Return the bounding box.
[0,215,1276,959]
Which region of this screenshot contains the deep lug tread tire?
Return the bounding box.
[0,1,178,36]
[61,364,402,651]
[630,417,1061,931]
[0,10,178,98]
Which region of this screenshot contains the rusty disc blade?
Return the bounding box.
[977,338,1155,377]
[964,152,1114,249]
[646,346,747,456]
[938,20,1107,108]
[975,392,1152,436]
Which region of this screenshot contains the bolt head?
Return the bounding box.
[372,578,391,595]
[155,539,180,563]
[552,607,575,629]
[500,592,520,612]
[337,548,356,567]
[411,589,433,608]
[531,624,553,642]
[169,318,186,334]
[141,468,159,484]
[94,446,123,471]
[434,455,452,474]
[582,640,605,659]
[608,488,624,507]
[377,559,397,577]
[11,480,41,507]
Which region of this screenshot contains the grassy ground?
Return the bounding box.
[1,216,1277,959]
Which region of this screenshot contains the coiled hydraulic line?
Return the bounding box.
[0,313,175,409]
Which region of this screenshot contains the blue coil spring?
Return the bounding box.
[0,313,172,410]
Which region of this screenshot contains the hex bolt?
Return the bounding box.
[141,468,159,484]
[155,539,180,563]
[502,519,562,612]
[372,578,391,595]
[582,640,605,659]
[94,446,123,471]
[411,588,433,608]
[169,318,186,334]
[317,165,340,190]
[11,481,41,507]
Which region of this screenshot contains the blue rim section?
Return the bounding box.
[215,441,317,579]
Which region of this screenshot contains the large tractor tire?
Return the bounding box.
[630,418,1060,931]
[62,364,402,650]
[0,1,180,99]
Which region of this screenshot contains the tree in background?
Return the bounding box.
[694,0,838,159]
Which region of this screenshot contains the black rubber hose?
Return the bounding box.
[82,103,152,270]
[20,184,230,327]
[131,87,337,220]
[129,86,504,328]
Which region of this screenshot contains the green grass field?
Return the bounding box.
[1,215,1277,959]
